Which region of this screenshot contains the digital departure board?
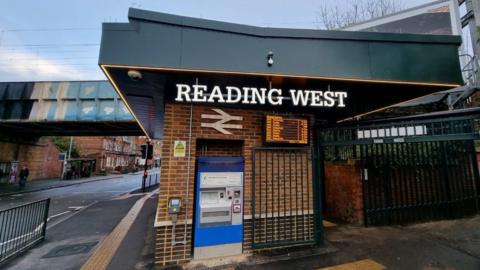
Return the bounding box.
[264,115,309,145]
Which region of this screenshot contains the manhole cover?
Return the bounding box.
[42,242,98,258]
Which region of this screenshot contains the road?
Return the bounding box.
[0,171,155,226]
[0,170,159,270]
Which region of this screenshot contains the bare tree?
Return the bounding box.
[317,0,405,30]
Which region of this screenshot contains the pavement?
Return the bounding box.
[240,215,480,270]
[88,206,480,270]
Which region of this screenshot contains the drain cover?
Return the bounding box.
[42,242,98,258]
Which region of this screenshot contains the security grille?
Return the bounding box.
[251,148,315,249]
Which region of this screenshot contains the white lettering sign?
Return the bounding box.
[200,172,243,188]
[175,84,347,108]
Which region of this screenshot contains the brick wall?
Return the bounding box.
[31,139,63,180]
[155,103,315,267]
[74,137,104,156]
[466,91,480,108]
[324,160,363,225]
[156,223,192,266]
[0,137,62,181]
[196,139,243,157]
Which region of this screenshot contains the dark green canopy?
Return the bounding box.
[100,8,462,84]
[99,8,464,139]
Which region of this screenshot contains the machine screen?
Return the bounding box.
[201,191,219,205]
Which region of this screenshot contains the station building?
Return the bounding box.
[98,8,480,267]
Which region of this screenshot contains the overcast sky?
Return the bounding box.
[0,0,435,82]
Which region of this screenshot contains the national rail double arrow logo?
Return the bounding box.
[201,109,243,135]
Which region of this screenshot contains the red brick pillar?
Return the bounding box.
[324,160,364,225]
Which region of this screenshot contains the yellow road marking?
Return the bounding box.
[81,190,155,270]
[319,259,386,270]
[323,220,337,228]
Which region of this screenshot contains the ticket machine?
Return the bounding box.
[194,157,244,259]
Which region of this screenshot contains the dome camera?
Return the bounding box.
[127,69,142,81]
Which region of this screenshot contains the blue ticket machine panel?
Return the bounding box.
[194,157,244,260]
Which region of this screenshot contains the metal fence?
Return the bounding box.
[0,198,50,264]
[359,140,480,226]
[320,114,480,151]
[320,113,480,226]
[142,172,160,192]
[251,147,316,249]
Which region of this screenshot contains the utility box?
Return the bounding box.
[194,157,244,260]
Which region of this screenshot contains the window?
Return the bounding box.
[462,25,474,57]
[357,125,427,139]
[459,2,468,18]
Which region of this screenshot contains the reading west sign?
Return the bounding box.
[175,84,347,108]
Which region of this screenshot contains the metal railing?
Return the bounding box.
[142,172,160,192]
[321,114,480,146]
[319,112,480,226]
[0,198,50,264]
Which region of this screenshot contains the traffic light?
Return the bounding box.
[140,144,153,159]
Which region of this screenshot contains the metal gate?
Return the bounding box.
[251,147,317,249]
[359,140,480,225]
[320,112,480,226]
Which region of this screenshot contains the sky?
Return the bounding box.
[0,0,434,82]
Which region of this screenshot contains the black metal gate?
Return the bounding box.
[320,113,480,226]
[251,147,317,249]
[359,140,480,225]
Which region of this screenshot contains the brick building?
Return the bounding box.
[155,104,316,263]
[74,136,138,173]
[98,8,473,268]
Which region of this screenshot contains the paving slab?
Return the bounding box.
[235,215,480,270]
